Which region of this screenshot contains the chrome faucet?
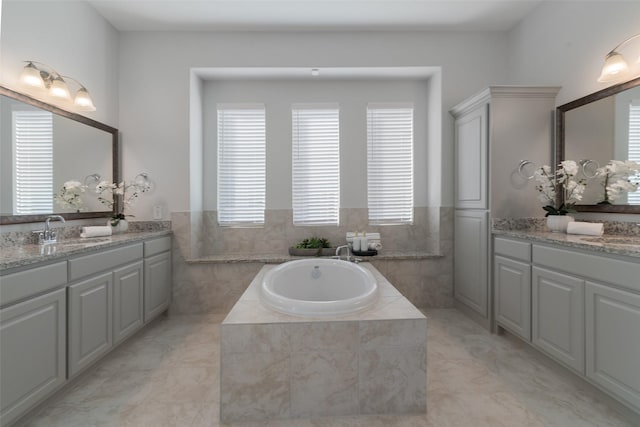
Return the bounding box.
[334,245,352,262]
[34,215,66,244]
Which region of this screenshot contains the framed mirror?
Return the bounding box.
[556,76,640,213]
[0,85,119,224]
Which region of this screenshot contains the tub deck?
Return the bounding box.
[220,262,427,421]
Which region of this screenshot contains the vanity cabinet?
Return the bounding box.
[0,234,171,426]
[586,281,640,410]
[67,243,143,378]
[492,235,640,415]
[494,237,531,341]
[68,272,113,377]
[0,288,66,427]
[531,266,584,374]
[143,236,172,322]
[113,261,144,344]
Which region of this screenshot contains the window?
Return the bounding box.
[292,104,340,225]
[367,103,414,224]
[217,105,266,226]
[629,103,640,204]
[13,110,54,214]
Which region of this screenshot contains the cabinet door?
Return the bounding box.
[113,261,144,345]
[495,256,531,341]
[532,267,584,374]
[454,104,488,209]
[454,210,488,317]
[0,289,66,426]
[144,251,172,323]
[586,281,640,410]
[68,272,113,378]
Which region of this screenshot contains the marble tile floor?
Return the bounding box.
[18,309,635,427]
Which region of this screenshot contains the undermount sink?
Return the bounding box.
[580,236,640,246]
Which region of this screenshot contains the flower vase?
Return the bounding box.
[546,215,574,233]
[108,219,129,234]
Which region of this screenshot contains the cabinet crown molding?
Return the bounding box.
[450,86,561,118]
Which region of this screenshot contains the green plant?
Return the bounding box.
[294,237,331,249]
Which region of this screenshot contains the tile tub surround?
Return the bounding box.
[220,263,427,421]
[193,207,444,258]
[170,208,454,314]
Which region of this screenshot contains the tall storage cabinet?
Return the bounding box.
[450,86,559,329]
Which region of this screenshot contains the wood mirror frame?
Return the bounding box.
[556,76,640,214]
[0,85,119,224]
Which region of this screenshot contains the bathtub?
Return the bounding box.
[260,258,378,316]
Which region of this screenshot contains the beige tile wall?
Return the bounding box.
[170,207,453,313]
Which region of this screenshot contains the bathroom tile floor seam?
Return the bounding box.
[18,309,635,427]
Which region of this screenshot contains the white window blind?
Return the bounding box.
[292,104,340,226]
[13,110,54,214]
[367,104,414,225]
[628,103,640,205]
[217,105,266,226]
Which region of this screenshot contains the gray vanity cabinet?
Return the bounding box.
[67,272,113,377]
[494,237,531,341]
[67,242,144,377]
[113,261,144,344]
[0,235,171,425]
[0,288,66,427]
[586,281,640,410]
[531,266,584,374]
[143,236,172,323]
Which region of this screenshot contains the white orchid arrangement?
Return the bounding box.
[533,160,586,216]
[594,160,640,204]
[53,180,86,211]
[96,175,151,225]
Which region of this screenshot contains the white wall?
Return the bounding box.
[118,31,508,219]
[202,78,429,210]
[507,1,640,105]
[507,0,640,219]
[0,0,120,127]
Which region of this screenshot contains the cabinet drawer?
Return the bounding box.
[69,243,143,281]
[0,262,67,307]
[494,237,531,262]
[532,244,640,292]
[144,236,171,257]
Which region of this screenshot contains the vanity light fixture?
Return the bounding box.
[598,33,640,83]
[19,61,96,111]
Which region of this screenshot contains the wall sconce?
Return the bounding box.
[19,61,96,111]
[598,33,640,83]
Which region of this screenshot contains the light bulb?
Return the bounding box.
[49,77,71,100]
[19,62,45,89]
[74,87,96,111]
[597,52,629,83]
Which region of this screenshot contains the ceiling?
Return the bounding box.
[86,0,543,32]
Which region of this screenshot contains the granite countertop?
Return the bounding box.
[0,230,172,272]
[493,229,640,259]
[187,250,442,264]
